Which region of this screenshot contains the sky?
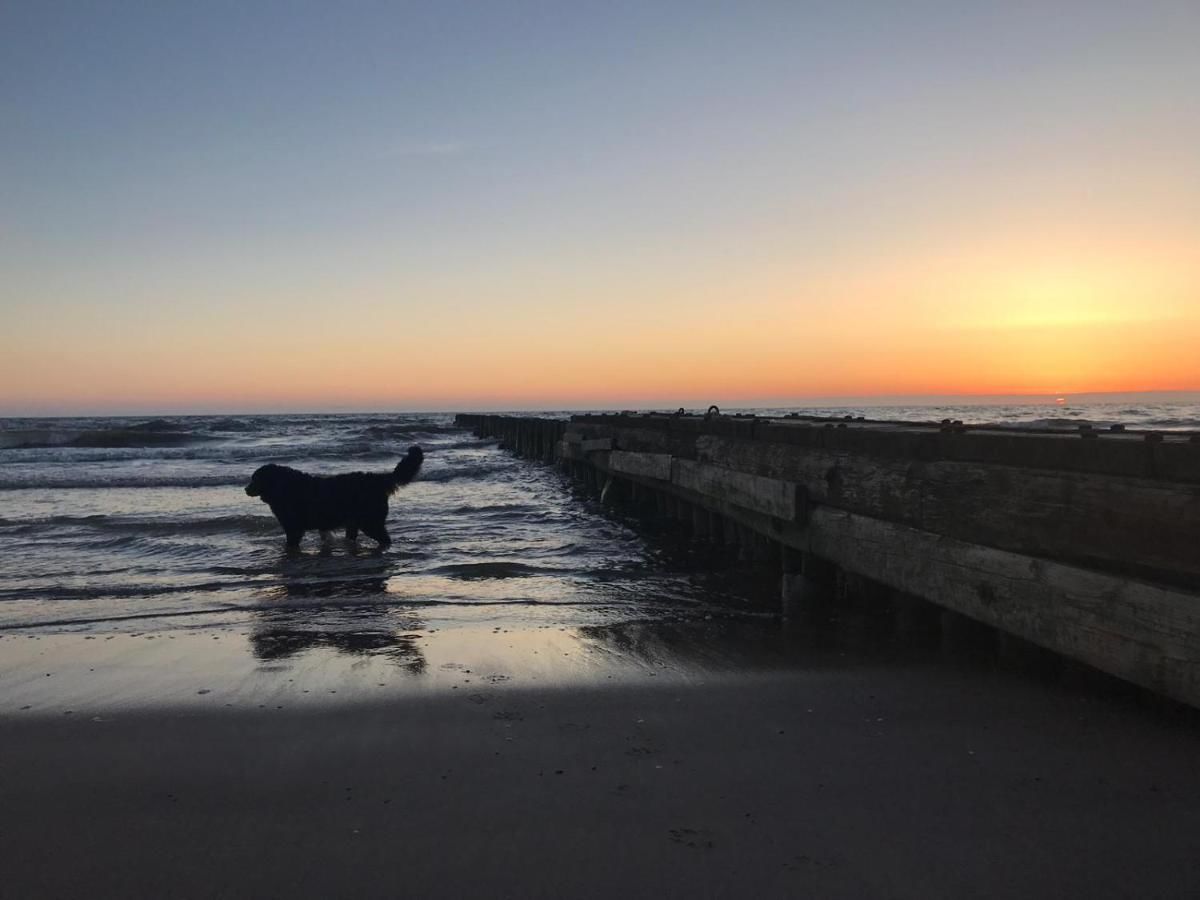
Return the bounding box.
[2,1,1198,414]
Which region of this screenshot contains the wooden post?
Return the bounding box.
[781,547,831,622]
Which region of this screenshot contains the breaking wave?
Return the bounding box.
[429,561,565,579]
[4,513,279,536]
[0,425,204,450]
[0,473,249,491]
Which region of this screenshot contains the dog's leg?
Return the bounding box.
[285,528,304,549]
[361,522,391,548]
[345,526,358,542]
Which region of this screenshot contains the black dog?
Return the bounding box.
[245,446,424,548]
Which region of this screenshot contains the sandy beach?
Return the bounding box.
[4,627,1200,900]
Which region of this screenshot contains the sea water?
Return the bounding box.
[0,413,719,634]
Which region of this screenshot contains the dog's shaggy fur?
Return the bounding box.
[245,446,423,548]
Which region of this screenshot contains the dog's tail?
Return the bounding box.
[390,445,424,491]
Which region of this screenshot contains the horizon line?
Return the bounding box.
[4,388,1200,419]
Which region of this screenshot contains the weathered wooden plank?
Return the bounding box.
[610,451,672,481]
[581,438,613,452]
[696,434,1200,586]
[562,431,584,445]
[672,459,798,520]
[802,507,1200,705]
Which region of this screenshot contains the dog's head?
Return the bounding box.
[245,464,288,501]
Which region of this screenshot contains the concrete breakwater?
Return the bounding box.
[455,412,1200,707]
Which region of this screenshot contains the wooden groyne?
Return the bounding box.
[455,412,1200,707]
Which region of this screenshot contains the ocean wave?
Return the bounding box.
[446,502,541,516]
[0,429,471,465]
[356,423,472,441]
[203,417,267,433]
[1010,418,1100,430]
[1008,416,1200,432]
[0,425,205,451]
[0,595,627,632]
[437,438,493,451]
[127,418,187,433]
[0,473,249,491]
[9,513,281,537]
[0,575,256,603]
[359,426,422,441]
[1143,417,1200,430]
[420,462,510,483]
[428,561,564,579]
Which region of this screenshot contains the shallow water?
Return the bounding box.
[0,414,751,638]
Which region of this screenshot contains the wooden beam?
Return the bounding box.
[672,459,799,521]
[610,451,672,481]
[801,507,1200,706]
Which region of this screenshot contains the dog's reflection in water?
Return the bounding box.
[249,557,426,674]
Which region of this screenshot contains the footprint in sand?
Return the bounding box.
[668,828,715,850]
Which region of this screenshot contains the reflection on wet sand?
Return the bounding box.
[249,552,427,674]
[575,611,927,676]
[576,619,803,674]
[235,541,932,691]
[248,624,426,673]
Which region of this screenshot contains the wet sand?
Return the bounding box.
[4,653,1200,899]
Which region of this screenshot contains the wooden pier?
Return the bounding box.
[455,411,1200,708]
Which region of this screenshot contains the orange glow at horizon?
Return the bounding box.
[3,232,1198,413]
[4,316,1198,413]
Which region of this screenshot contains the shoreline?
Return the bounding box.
[0,617,801,715]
